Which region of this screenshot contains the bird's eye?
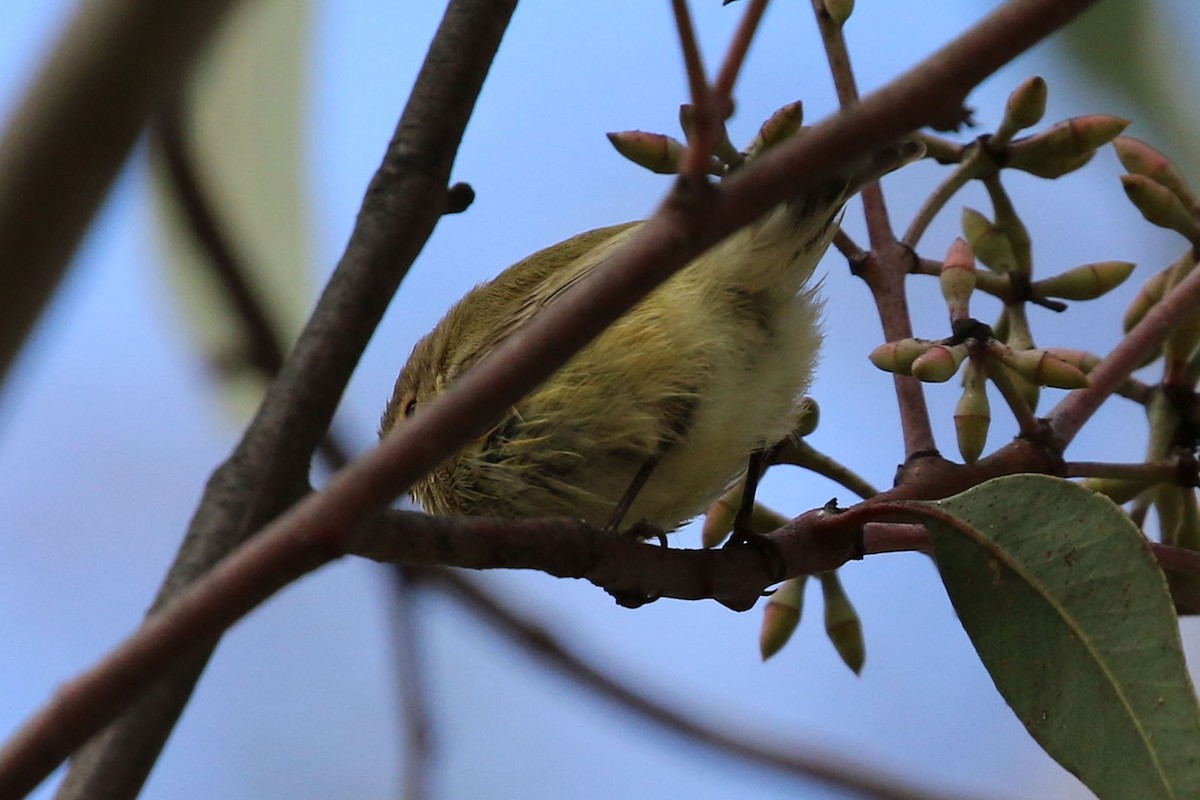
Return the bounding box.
[404,399,418,418]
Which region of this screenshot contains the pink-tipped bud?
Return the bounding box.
[940,238,977,320]
[990,343,1089,389]
[1041,348,1101,374]
[701,482,741,549]
[1114,137,1199,213]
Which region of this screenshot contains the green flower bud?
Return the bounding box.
[1082,477,1153,505]
[911,343,968,383]
[1006,115,1129,179]
[1004,76,1048,132]
[678,104,742,168]
[1034,261,1135,301]
[869,338,937,375]
[955,360,990,464]
[1121,174,1200,243]
[961,207,1017,273]
[746,101,804,157]
[821,572,865,675]
[607,130,687,174]
[760,576,807,660]
[1123,264,1172,332]
[751,503,791,533]
[822,0,854,25]
[790,395,820,438]
[702,482,741,549]
[989,344,1089,389]
[1041,347,1100,374]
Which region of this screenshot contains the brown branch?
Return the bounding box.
[808,0,942,457]
[0,0,243,391]
[712,0,770,103]
[419,567,977,800]
[810,0,895,247]
[51,2,518,799]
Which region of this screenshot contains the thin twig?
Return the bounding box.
[810,0,895,246]
[832,228,865,262]
[773,440,880,500]
[902,155,986,248]
[670,0,717,179]
[418,568,974,800]
[712,0,770,104]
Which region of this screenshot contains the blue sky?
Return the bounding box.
[2,2,1199,799]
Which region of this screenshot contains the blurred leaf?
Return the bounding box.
[925,475,1200,800]
[1058,3,1200,178]
[151,0,312,418]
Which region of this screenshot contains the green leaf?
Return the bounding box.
[151,0,313,419]
[924,474,1200,799]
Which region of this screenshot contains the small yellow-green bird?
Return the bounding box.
[382,139,920,535]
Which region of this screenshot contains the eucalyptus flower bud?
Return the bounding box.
[1033,261,1135,301]
[760,577,807,660]
[988,343,1089,389]
[940,237,977,321]
[606,130,687,174]
[1006,115,1129,179]
[822,0,854,25]
[746,101,804,157]
[869,338,937,375]
[955,359,990,464]
[911,343,969,383]
[961,207,1018,273]
[1113,136,1199,213]
[1121,174,1200,243]
[821,572,865,675]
